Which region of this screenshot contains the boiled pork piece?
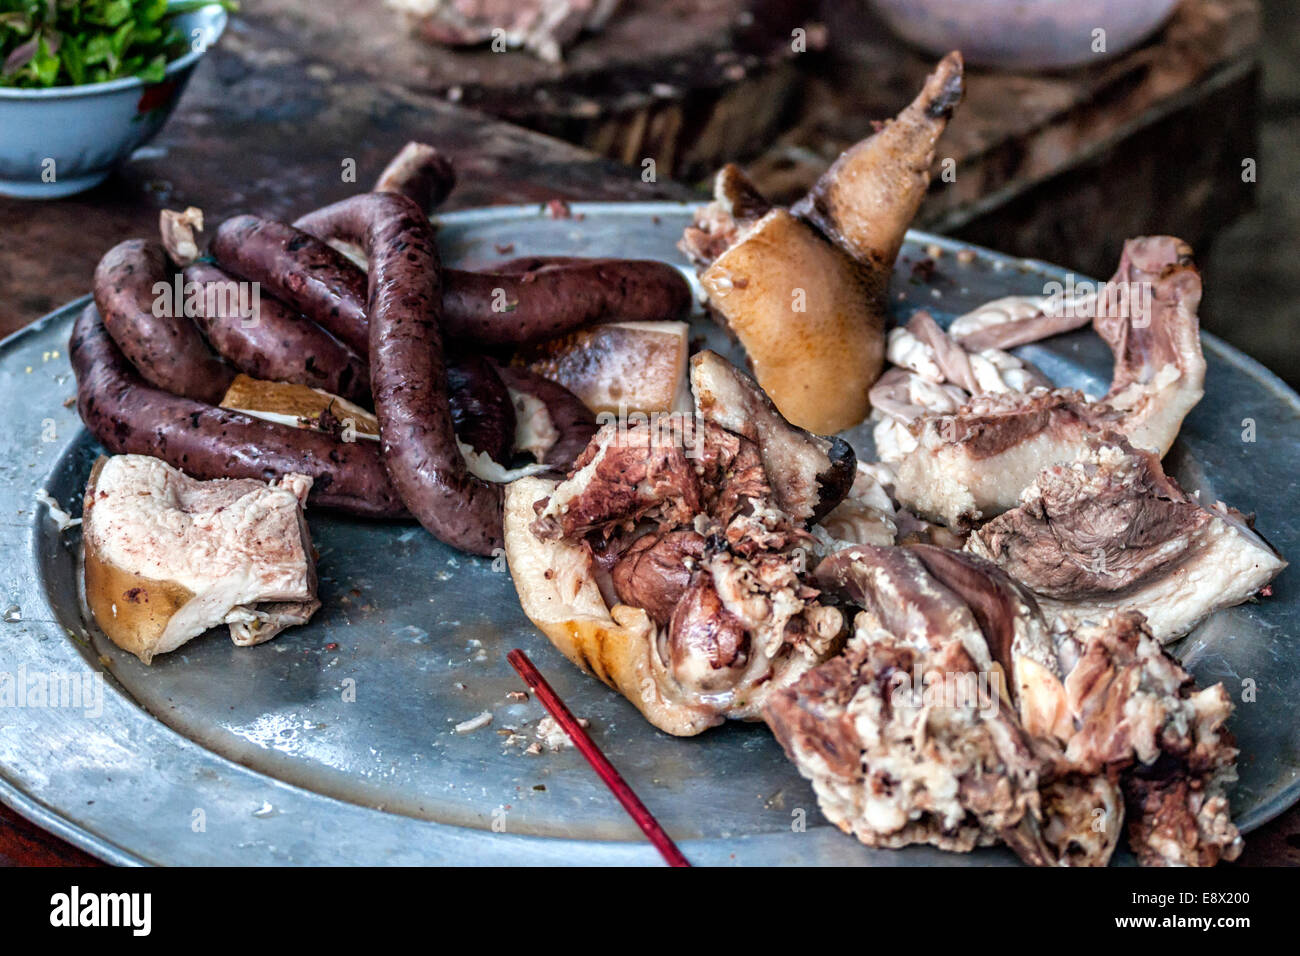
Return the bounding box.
[504,352,853,735]
[1047,612,1243,866]
[766,543,1242,866]
[770,544,1114,865]
[967,437,1286,643]
[881,237,1206,527]
[82,454,319,664]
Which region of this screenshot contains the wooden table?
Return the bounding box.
[1,7,1295,867]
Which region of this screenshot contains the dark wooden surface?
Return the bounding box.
[0,5,1294,867]
[0,14,692,338]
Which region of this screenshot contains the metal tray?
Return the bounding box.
[0,202,1295,866]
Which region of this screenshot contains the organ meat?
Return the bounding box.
[504,352,854,735]
[968,437,1286,642]
[879,237,1206,527]
[765,543,1241,866]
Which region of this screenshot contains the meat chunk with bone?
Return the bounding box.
[877,237,1206,527]
[504,352,853,734]
[1050,612,1242,866]
[968,437,1286,643]
[765,543,1241,866]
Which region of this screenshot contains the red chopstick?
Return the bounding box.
[506,649,691,867]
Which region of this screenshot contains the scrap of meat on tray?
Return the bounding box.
[63,50,1285,867]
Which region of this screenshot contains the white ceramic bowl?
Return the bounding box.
[0,4,228,199]
[869,0,1180,71]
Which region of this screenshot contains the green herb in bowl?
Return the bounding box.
[0,0,233,89]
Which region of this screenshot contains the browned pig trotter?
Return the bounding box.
[70,304,406,518]
[296,192,504,555]
[93,239,235,405]
[183,261,372,406]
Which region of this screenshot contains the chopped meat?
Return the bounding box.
[969,438,1286,642]
[667,572,750,691]
[691,349,855,523]
[1055,612,1242,866]
[884,388,1117,527]
[877,237,1206,527]
[507,353,853,731]
[767,543,1241,866]
[765,626,1052,855]
[1095,236,1206,456]
[611,529,705,625]
[530,418,704,540]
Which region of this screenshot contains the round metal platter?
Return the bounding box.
[0,202,1295,866]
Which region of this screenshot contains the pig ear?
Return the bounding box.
[501,477,721,738]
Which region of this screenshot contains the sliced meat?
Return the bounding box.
[879,237,1207,528]
[968,437,1286,642]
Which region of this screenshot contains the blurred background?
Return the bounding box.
[261,0,1294,387]
[3,0,1295,388]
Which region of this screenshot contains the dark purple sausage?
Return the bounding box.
[483,255,588,273]
[374,141,457,211]
[93,239,235,405]
[493,364,596,469]
[210,216,373,355]
[447,353,515,464]
[292,211,693,345]
[438,259,692,345]
[189,258,520,459]
[70,304,407,518]
[296,192,504,555]
[184,261,372,405]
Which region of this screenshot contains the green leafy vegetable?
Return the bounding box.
[0,0,235,89]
